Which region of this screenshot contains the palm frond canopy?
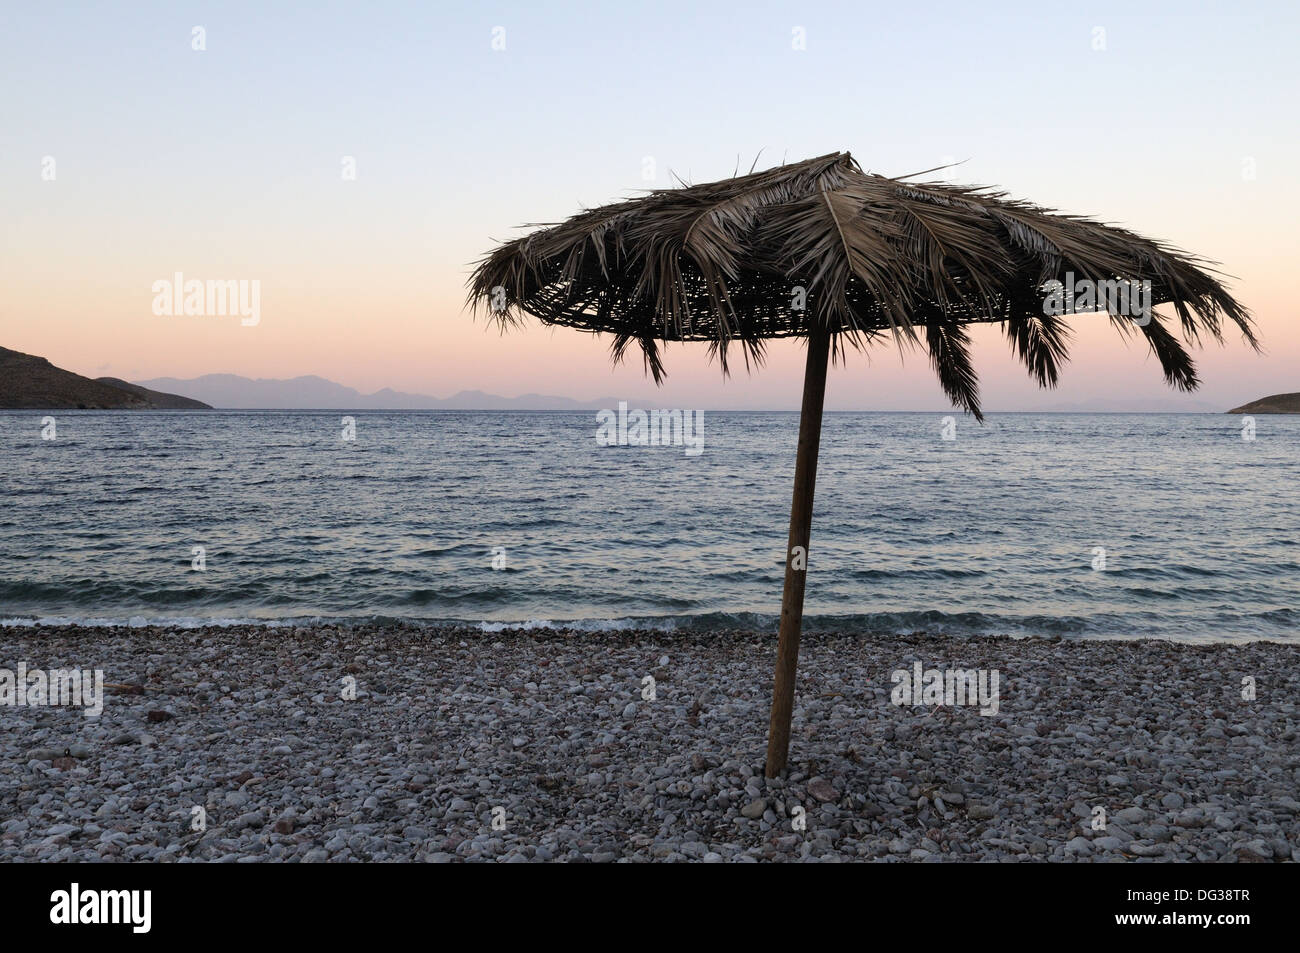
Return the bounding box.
[469,152,1254,418]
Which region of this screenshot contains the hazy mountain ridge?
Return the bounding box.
[133,374,1237,413]
[4,349,1267,412]
[1033,396,1219,414]
[135,374,622,410]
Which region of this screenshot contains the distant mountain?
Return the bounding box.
[0,347,211,409]
[1227,393,1300,414]
[135,374,619,410]
[1036,396,1220,413]
[136,374,379,409]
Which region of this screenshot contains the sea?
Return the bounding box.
[1,410,1296,643]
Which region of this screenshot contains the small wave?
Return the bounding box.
[0,615,310,629]
[3,606,1292,643]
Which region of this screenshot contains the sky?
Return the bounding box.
[2,0,1296,411]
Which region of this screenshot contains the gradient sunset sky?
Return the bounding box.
[3,1,1296,410]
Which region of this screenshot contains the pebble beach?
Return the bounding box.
[2,624,1297,863]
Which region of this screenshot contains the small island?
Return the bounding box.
[1226,393,1300,414]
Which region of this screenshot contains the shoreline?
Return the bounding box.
[3,624,1297,862]
[2,615,1289,646]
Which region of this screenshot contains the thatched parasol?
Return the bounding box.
[468,151,1255,777]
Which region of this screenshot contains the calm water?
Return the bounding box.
[1,410,1296,642]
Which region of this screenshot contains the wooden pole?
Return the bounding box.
[765,330,831,778]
